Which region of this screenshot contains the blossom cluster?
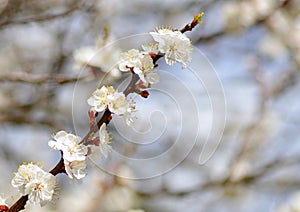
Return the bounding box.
[75,26,193,90]
[117,27,193,86]
[119,49,158,86]
[11,163,56,206]
[86,27,193,128]
[8,126,112,207]
[48,125,113,175]
[224,0,278,29]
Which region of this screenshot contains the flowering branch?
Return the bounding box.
[4,13,204,212]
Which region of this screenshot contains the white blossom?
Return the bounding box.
[107,92,129,115]
[119,49,159,85]
[150,28,193,68]
[97,123,113,158]
[48,131,87,162]
[48,131,88,180]
[25,172,56,206]
[118,49,143,72]
[87,86,116,113]
[142,43,159,54]
[11,163,56,206]
[64,159,87,180]
[11,163,42,195]
[88,86,134,116]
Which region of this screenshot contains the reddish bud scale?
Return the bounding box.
[91,137,100,146]
[0,205,9,211]
[149,52,157,59]
[88,110,96,126]
[125,65,135,73]
[139,90,149,98]
[87,147,93,156]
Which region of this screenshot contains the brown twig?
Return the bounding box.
[49,156,65,176]
[7,196,28,212]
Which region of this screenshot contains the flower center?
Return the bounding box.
[34,182,44,191]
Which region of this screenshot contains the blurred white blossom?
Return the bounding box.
[252,0,276,17]
[224,1,255,29]
[102,186,140,211]
[74,47,101,68]
[224,0,278,30]
[73,36,122,78]
[268,10,291,36]
[259,35,287,59]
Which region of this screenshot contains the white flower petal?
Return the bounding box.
[53,130,68,141]
[118,49,155,85]
[64,159,87,180]
[146,72,160,85]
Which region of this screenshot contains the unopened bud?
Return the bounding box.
[139,90,149,98]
